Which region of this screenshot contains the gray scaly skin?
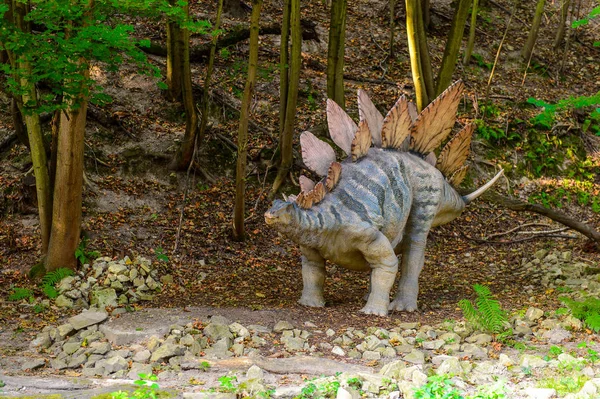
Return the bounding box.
[266,148,468,316]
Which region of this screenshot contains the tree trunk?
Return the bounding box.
[463,0,479,64]
[553,0,570,49]
[327,0,347,108]
[521,0,546,62]
[198,0,223,145]
[416,0,435,100]
[46,97,88,271]
[270,0,301,197]
[166,0,183,102]
[389,0,396,57]
[421,0,430,29]
[11,0,52,254]
[279,0,291,138]
[170,2,200,171]
[435,0,471,95]
[233,0,262,241]
[405,0,429,111]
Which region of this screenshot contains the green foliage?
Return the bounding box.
[528,93,600,134]
[538,375,589,396]
[458,284,507,334]
[468,381,507,399]
[217,375,238,393]
[75,237,101,265]
[298,379,340,399]
[8,287,33,301]
[155,247,169,262]
[470,53,493,70]
[110,373,161,399]
[41,267,74,299]
[414,375,463,399]
[560,297,600,332]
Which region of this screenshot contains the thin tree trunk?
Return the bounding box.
[463,0,479,64]
[521,0,546,62]
[553,0,570,49]
[279,0,291,138]
[166,0,183,102]
[421,0,430,29]
[233,0,262,241]
[171,2,200,170]
[270,0,301,197]
[416,0,435,100]
[435,0,472,95]
[46,85,89,271]
[389,0,396,57]
[405,0,428,111]
[327,0,347,108]
[198,0,223,145]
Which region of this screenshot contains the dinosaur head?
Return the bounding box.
[265,199,296,229]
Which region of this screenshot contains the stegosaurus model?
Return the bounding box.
[265,81,504,316]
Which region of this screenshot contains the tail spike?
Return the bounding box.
[462,169,505,204]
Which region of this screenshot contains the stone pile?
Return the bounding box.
[54,256,164,310]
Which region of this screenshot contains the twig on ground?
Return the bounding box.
[462,232,579,244]
[485,222,553,239]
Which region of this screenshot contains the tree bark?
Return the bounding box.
[198,0,223,145]
[521,0,546,62]
[166,0,183,102]
[416,0,435,100]
[327,0,347,108]
[421,0,430,29]
[270,0,301,197]
[405,0,429,111]
[170,2,200,171]
[553,0,571,49]
[233,0,262,241]
[389,0,396,58]
[279,0,291,139]
[463,0,479,64]
[46,90,89,271]
[435,0,472,95]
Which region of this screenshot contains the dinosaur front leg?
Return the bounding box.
[389,237,426,312]
[298,246,326,307]
[360,232,398,316]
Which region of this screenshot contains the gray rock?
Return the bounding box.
[404,350,425,364]
[525,307,544,322]
[30,332,52,350]
[68,354,87,368]
[437,357,462,376]
[69,310,108,330]
[332,346,345,356]
[461,344,487,359]
[524,388,556,399]
[90,341,111,355]
[108,263,128,275]
[57,323,75,338]
[232,343,244,356]
[50,359,68,370]
[246,365,264,381]
[204,323,234,341]
[21,359,46,371]
[150,343,186,362]
[205,338,233,359]
[63,342,81,355]
[519,354,547,369]
[90,288,118,308]
[55,295,74,308]
[362,350,381,360]
[229,322,250,338]
[543,328,572,344]
[397,322,419,330]
[379,360,407,378]
[98,355,128,374]
[364,335,383,351]
[128,362,153,380]
[273,320,294,332]
[282,336,305,351]
[465,334,492,345]
[133,349,152,363]
[422,339,445,350]
[179,334,196,346]
[381,347,397,358]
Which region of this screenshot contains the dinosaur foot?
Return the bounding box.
[298,296,325,308]
[360,304,389,316]
[389,297,418,312]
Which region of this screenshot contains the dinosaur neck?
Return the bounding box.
[432,181,466,227]
[285,207,328,247]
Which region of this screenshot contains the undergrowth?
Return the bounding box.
[459,284,508,334]
[559,297,600,332]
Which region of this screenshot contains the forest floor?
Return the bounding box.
[0,0,599,395]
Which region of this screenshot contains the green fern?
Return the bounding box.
[8,287,33,301]
[40,268,74,299]
[560,297,600,333]
[459,284,508,334]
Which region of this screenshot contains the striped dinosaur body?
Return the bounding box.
[265,81,503,316]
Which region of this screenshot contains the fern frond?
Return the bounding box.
[42,285,59,299]
[585,314,600,333]
[459,299,482,329]
[475,291,507,333]
[8,287,33,301]
[41,268,74,287]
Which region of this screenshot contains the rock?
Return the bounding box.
[55,295,74,308]
[439,332,461,344]
[57,323,75,338]
[437,357,462,376]
[229,322,250,338]
[133,349,152,363]
[404,350,425,364]
[205,338,233,359]
[150,343,186,362]
[332,346,345,356]
[69,310,108,330]
[499,353,513,367]
[246,365,264,381]
[68,354,87,368]
[30,332,52,350]
[525,307,544,322]
[273,320,294,332]
[379,360,407,378]
[514,320,533,336]
[97,355,128,375]
[90,288,118,308]
[282,336,305,351]
[232,343,244,356]
[465,334,492,345]
[397,322,419,330]
[128,362,153,380]
[381,347,397,358]
[179,334,196,346]
[204,323,233,341]
[21,359,46,371]
[535,249,549,260]
[461,343,487,359]
[90,341,111,355]
[326,328,336,337]
[63,342,81,355]
[363,335,383,351]
[336,387,353,399]
[50,359,68,370]
[543,328,572,344]
[362,351,381,360]
[524,388,556,399]
[422,339,445,350]
[562,316,583,331]
[519,354,547,369]
[108,263,128,275]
